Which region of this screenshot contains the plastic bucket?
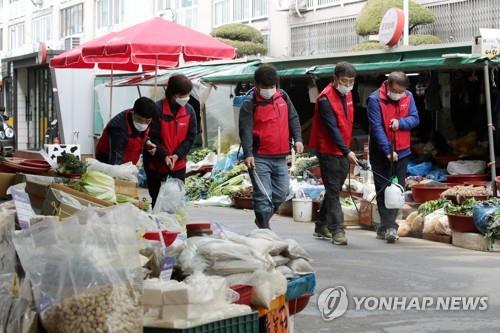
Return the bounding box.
[292,198,313,222]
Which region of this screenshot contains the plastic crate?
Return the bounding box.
[285,274,316,301]
[143,312,259,333]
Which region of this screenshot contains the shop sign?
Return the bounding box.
[378,8,405,47]
[480,28,500,59]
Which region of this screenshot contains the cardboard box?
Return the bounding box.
[0,172,16,199]
[43,186,112,218]
[50,183,114,207]
[25,178,52,211]
[115,179,138,198]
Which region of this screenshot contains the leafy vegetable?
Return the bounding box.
[116,194,150,211]
[444,198,477,216]
[57,152,87,174]
[80,171,116,202]
[291,157,319,177]
[185,174,212,201]
[209,174,246,197]
[188,147,216,164]
[418,198,450,217]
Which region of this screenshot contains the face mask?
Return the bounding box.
[336,84,353,95]
[388,91,405,101]
[259,87,276,100]
[133,121,149,132]
[176,96,190,106]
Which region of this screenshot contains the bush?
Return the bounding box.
[211,23,264,44]
[409,34,442,46]
[351,41,386,51]
[355,0,435,36]
[217,38,267,57]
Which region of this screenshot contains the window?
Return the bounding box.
[96,0,124,29]
[213,0,230,26]
[157,0,171,10]
[175,0,198,29]
[9,0,19,3]
[32,15,52,45]
[60,3,83,38]
[8,22,24,49]
[213,0,268,26]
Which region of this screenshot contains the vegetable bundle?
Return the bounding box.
[444,198,477,216]
[188,147,216,164]
[57,152,87,175]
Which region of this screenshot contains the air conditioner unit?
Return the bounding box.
[291,0,308,12]
[64,36,81,50]
[276,0,291,11]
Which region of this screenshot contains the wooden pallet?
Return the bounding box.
[452,231,500,252]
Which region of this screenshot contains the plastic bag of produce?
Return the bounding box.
[246,229,289,255]
[473,200,500,239]
[284,239,313,261]
[287,258,314,275]
[153,178,186,215]
[447,160,486,175]
[86,158,138,182]
[0,202,17,274]
[13,206,143,333]
[423,209,446,234]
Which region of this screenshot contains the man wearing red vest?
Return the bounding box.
[95,97,156,165]
[144,74,197,206]
[239,65,303,229]
[309,62,359,245]
[368,71,420,243]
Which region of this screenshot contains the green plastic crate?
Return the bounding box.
[144,312,259,333]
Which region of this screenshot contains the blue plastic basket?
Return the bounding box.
[285,274,316,301]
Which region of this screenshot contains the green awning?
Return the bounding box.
[202,55,500,84]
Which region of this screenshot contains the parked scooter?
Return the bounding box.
[0,108,15,156]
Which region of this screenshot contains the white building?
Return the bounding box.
[0,0,498,153]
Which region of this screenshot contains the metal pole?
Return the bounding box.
[403,0,409,46]
[154,55,158,98]
[483,61,497,195]
[109,66,114,121]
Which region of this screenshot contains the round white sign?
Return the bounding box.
[378,8,405,47]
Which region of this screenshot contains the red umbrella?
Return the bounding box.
[81,17,236,68]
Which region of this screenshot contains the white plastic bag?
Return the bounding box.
[423,208,446,234]
[153,178,186,215]
[246,229,289,255]
[247,270,287,309]
[284,239,313,261]
[86,158,139,182]
[287,258,314,275]
[447,160,486,175]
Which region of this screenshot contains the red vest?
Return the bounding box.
[95,110,149,165]
[252,90,290,156]
[148,99,190,173]
[378,82,411,151]
[309,84,354,156]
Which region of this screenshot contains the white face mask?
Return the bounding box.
[175,96,190,107]
[259,87,276,100]
[336,84,353,95]
[133,121,149,132]
[388,91,405,101]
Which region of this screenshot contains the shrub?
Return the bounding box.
[211,23,264,44]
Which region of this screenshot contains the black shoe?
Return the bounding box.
[385,228,399,243]
[332,231,348,246]
[376,232,386,240]
[254,211,272,229]
[313,225,332,240]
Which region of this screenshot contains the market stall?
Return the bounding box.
[0,153,316,333]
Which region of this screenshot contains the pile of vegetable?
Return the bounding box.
[78,171,117,203]
[185,174,212,201]
[444,198,477,216]
[230,187,253,200]
[208,174,246,197]
[291,156,319,177]
[441,185,489,198]
[417,198,449,217]
[57,152,87,175]
[116,193,150,211]
[188,147,216,163]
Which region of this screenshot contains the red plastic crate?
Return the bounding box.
[231,284,253,305]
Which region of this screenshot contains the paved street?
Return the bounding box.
[187,205,500,333]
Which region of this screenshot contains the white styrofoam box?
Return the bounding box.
[45,144,81,163]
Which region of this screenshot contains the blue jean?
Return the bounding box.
[249,157,289,227]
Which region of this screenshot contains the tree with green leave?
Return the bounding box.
[211,23,267,57]
[355,0,435,36]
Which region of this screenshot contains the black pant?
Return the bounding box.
[317,155,349,233]
[145,167,186,207]
[370,149,409,233]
